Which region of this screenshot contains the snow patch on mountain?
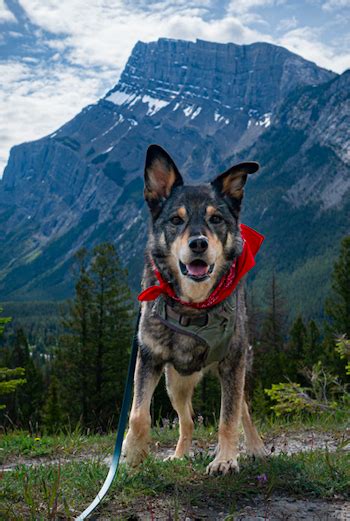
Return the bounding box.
[191,107,202,119]
[260,113,272,127]
[106,90,136,106]
[214,111,229,124]
[142,95,169,116]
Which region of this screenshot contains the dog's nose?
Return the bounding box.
[188,235,208,253]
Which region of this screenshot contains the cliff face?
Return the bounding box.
[0,38,347,318]
[114,38,334,114]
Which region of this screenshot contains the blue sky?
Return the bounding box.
[0,0,349,175]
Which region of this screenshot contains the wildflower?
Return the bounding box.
[256,473,268,483]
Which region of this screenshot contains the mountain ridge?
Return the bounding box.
[0,38,348,319]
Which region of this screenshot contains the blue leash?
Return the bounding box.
[76,309,140,520]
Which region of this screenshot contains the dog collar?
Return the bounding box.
[138,224,264,309]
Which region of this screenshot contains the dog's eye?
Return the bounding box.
[209,215,223,224]
[170,216,184,225]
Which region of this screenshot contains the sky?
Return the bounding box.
[0,0,349,176]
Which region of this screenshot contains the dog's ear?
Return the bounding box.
[144,144,183,216]
[211,161,259,213]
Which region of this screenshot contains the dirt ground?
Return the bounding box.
[2,427,349,471]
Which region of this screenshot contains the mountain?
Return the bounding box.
[0,38,348,320]
[228,70,350,317]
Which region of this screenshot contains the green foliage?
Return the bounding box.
[253,272,288,389]
[252,236,349,421]
[0,367,26,410]
[56,247,95,427]
[336,336,350,376]
[325,236,350,337]
[265,352,349,418]
[0,309,27,412]
[2,301,65,357]
[42,376,63,434]
[265,381,336,416]
[4,328,45,428]
[0,307,11,335]
[55,242,135,431]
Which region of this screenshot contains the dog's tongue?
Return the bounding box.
[186,261,208,277]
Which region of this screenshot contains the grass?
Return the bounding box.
[1,411,348,466]
[257,408,350,436]
[0,428,116,465]
[1,449,349,520]
[0,415,349,520]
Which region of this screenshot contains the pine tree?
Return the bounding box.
[303,320,322,367]
[56,243,134,431]
[254,272,287,389]
[286,315,307,380]
[325,236,350,337]
[42,375,63,433]
[324,236,350,378]
[246,288,262,346]
[8,328,44,428]
[56,247,95,427]
[89,243,134,429]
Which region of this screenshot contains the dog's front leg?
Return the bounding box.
[123,345,163,467]
[206,350,246,476]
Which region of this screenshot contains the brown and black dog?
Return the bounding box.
[123,144,265,475]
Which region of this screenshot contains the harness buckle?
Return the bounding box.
[179,315,191,327]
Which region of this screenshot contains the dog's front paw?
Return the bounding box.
[122,435,149,467]
[206,457,239,476]
[247,442,268,458]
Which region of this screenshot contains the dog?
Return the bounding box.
[123,144,266,475]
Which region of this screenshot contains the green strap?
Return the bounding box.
[75,309,140,520]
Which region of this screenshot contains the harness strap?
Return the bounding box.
[153,294,237,366]
[165,303,209,328]
[75,309,140,520]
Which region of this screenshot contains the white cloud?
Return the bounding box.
[0,60,112,175]
[19,0,270,69]
[322,0,350,11]
[0,0,17,23]
[1,0,349,176]
[278,26,350,72]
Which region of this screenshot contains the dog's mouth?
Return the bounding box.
[179,260,215,281]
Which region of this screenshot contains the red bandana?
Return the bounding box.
[138,224,264,309]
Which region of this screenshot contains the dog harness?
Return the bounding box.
[138,224,264,365]
[153,292,237,366]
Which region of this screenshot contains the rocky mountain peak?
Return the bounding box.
[105,38,336,117]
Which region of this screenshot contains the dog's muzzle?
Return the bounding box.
[179,259,215,281]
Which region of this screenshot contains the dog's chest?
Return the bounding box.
[140,296,237,375]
